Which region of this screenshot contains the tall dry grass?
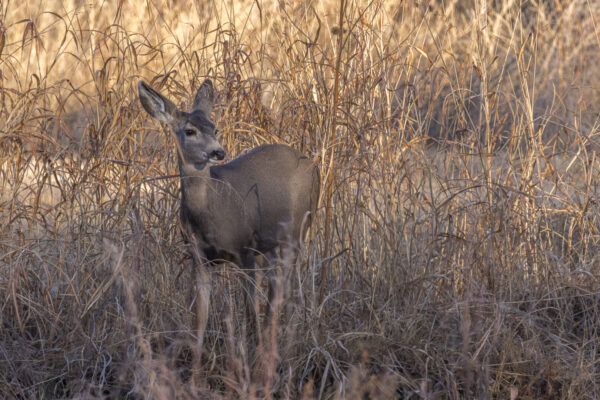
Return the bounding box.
[1,0,600,398]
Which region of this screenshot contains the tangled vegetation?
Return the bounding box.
[1,0,600,398]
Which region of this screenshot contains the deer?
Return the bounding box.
[137,79,320,353]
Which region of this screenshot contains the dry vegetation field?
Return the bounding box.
[1,0,600,398]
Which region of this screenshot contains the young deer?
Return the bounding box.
[138,79,319,350]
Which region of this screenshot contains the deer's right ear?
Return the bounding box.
[138,81,178,124]
[192,79,215,116]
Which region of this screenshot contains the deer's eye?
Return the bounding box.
[185,129,196,136]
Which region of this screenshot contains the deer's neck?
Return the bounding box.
[177,157,213,210]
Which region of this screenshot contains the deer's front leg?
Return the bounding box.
[187,237,212,373]
[195,263,211,351]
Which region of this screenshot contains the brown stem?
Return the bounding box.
[320,0,346,304]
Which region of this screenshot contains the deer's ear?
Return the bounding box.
[138,81,178,124]
[192,79,215,116]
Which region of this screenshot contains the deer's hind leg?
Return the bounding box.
[264,243,299,324]
[240,250,258,328]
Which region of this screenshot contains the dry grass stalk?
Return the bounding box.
[2,0,600,398]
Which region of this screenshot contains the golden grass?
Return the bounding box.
[2,0,600,398]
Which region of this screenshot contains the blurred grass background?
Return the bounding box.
[1,0,600,398]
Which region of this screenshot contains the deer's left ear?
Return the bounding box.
[192,79,215,116]
[138,81,179,124]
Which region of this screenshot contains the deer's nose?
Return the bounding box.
[211,149,226,160]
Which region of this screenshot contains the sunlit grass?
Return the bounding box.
[1,0,600,398]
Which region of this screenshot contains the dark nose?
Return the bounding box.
[211,149,226,160]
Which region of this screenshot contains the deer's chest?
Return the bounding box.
[180,195,255,259]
